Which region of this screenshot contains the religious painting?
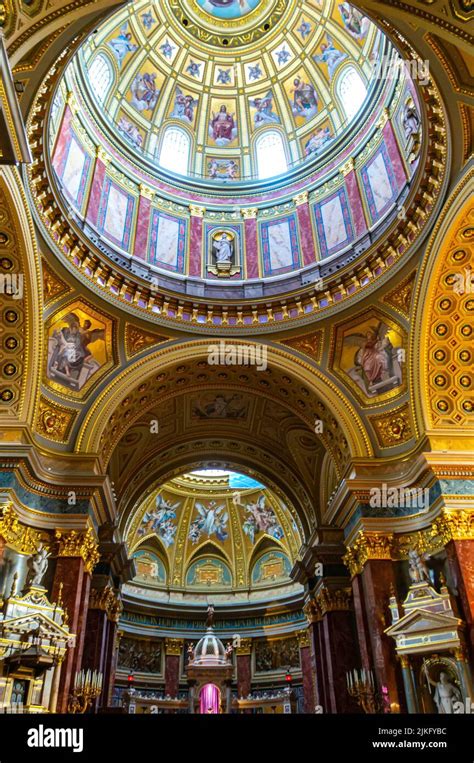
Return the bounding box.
[188,502,229,544]
[214,66,235,86]
[284,70,319,125]
[106,23,138,69]
[332,310,406,402]
[186,557,232,587]
[116,111,145,149]
[158,36,178,62]
[302,119,334,158]
[127,67,163,113]
[255,637,300,673]
[208,98,238,146]
[272,42,294,68]
[248,90,280,129]
[46,303,113,395]
[244,60,265,84]
[313,34,348,80]
[195,0,262,20]
[207,156,240,181]
[133,549,166,584]
[118,637,162,674]
[192,393,248,420]
[294,17,314,42]
[139,7,157,34]
[251,551,291,586]
[183,55,205,82]
[238,495,284,544]
[338,3,369,42]
[169,87,199,127]
[137,494,180,547]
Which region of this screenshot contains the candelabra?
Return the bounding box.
[68,669,103,714]
[346,668,382,714]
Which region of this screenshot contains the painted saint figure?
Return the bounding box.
[108,24,137,68]
[314,35,348,79]
[209,105,237,145]
[130,72,159,112]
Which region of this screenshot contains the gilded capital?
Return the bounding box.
[189,204,205,218]
[293,191,308,207]
[55,527,100,574]
[343,532,394,577]
[139,184,155,200]
[241,207,258,220]
[165,638,184,656]
[89,584,123,622]
[236,638,252,655]
[297,630,310,648]
[314,585,352,615]
[432,511,474,543]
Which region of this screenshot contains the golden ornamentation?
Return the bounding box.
[343,532,394,577]
[124,324,168,359]
[189,205,205,218]
[165,638,183,656]
[89,585,123,622]
[382,272,416,318]
[282,331,323,363]
[0,503,49,555]
[35,396,76,442]
[369,403,413,448]
[431,511,474,542]
[42,259,71,305]
[236,638,252,655]
[314,585,352,615]
[293,191,309,207]
[139,184,154,200]
[297,630,310,648]
[241,208,258,219]
[55,528,100,574]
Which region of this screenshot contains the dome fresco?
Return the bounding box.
[72,0,383,181]
[124,472,302,599]
[42,0,423,314]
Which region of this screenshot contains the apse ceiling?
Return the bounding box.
[123,470,304,603]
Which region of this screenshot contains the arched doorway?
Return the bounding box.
[199,683,221,714]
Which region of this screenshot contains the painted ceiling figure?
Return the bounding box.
[210,105,237,144]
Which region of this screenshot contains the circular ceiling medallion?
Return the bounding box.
[193,0,264,21]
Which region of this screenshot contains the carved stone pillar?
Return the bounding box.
[236,638,252,701]
[51,528,99,713]
[164,639,183,698]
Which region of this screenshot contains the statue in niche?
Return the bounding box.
[427,670,462,714]
[26,544,50,588]
[209,230,239,277]
[408,549,431,585]
[402,97,421,163]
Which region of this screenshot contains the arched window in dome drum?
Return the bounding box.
[336,65,367,122]
[159,126,191,175]
[255,130,288,180]
[88,53,113,104]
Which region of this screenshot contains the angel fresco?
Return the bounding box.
[170,87,198,125]
[304,126,333,157]
[239,495,284,544]
[107,24,138,68]
[188,501,229,544]
[47,312,106,391]
[130,72,160,113]
[138,495,180,547]
[338,3,369,41]
[250,92,280,127]
[344,322,403,396]
[314,35,348,80]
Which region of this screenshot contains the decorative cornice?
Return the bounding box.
[432,510,474,543]
[55,527,100,574]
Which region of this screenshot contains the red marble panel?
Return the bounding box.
[345,171,368,238]
[321,610,360,713]
[383,121,408,190]
[236,653,251,698]
[447,539,474,650]
[296,203,317,267]
[165,654,180,697]
[189,215,203,277]
[134,196,151,261]
[86,159,106,229]
[244,217,259,279]
[52,106,73,175]
[352,573,373,670]
[300,644,316,713]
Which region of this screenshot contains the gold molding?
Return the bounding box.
[89,584,123,622]
[165,637,184,656]
[55,527,99,574]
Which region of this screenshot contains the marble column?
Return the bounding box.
[81,584,122,711]
[236,639,252,701]
[164,639,183,698]
[400,656,418,713]
[446,538,474,650]
[298,630,316,713]
[51,528,99,713]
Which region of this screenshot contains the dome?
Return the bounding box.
[192,626,229,666]
[69,0,386,183]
